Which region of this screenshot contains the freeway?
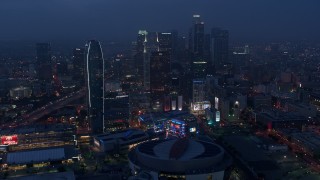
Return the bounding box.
[268,130,320,172]
[1,89,86,129]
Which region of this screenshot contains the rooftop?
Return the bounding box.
[6,148,65,165]
[5,146,77,165]
[95,128,148,142]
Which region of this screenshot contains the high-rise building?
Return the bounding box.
[158,32,173,53]
[193,23,205,59]
[192,79,206,103]
[86,40,105,134]
[150,51,171,103]
[134,30,147,82]
[72,48,85,86]
[211,28,229,72]
[204,34,212,73]
[192,61,207,78]
[143,32,159,90]
[170,30,179,61]
[135,30,173,91]
[134,30,160,89]
[191,79,211,114]
[36,43,52,84]
[189,15,207,79]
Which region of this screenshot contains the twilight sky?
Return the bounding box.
[1,0,320,42]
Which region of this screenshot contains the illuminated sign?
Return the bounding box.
[1,135,18,145]
[192,101,211,111]
[216,111,220,122]
[189,127,196,133]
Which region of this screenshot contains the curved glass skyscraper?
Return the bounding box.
[86,40,104,133]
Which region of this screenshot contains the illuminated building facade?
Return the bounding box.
[86,40,105,134]
[191,79,211,114]
[166,114,197,138]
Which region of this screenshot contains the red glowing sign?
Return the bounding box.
[1,135,18,145]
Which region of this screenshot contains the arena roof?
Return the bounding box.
[129,139,232,174]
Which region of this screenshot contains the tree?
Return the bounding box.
[57,166,66,172]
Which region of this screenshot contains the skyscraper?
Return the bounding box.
[72,48,85,86]
[192,61,208,78]
[211,28,229,72]
[143,32,159,90]
[86,40,105,134]
[192,79,206,103]
[36,43,52,84]
[134,30,147,82]
[150,51,171,104]
[158,32,173,53]
[193,18,205,59]
[190,15,207,79]
[204,34,212,73]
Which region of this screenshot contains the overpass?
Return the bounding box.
[2,89,86,129]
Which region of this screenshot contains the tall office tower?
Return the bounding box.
[158,32,173,53]
[188,15,204,56]
[145,32,159,52]
[188,27,193,53]
[134,30,147,82]
[191,79,210,114]
[72,48,85,86]
[36,43,52,84]
[192,61,208,78]
[189,15,207,79]
[134,30,160,89]
[211,28,229,72]
[112,54,123,81]
[192,79,206,102]
[150,51,171,104]
[193,18,205,59]
[231,45,250,72]
[204,34,212,74]
[86,40,105,134]
[143,32,159,90]
[171,30,179,61]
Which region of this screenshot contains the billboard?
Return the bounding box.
[189,127,196,133]
[1,135,18,145]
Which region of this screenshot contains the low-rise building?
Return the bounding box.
[93,129,150,153]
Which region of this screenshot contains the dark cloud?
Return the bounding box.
[0,0,319,42]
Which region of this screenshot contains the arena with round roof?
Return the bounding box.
[128,138,232,180]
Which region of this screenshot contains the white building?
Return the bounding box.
[9,87,32,100]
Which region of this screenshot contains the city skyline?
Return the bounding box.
[1,1,320,180]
